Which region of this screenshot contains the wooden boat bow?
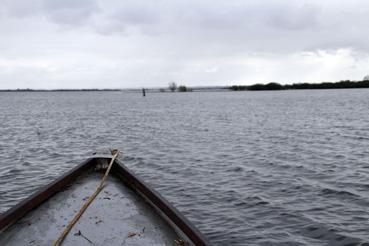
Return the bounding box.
[0,156,211,246]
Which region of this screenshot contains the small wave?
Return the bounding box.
[4,168,22,175]
[234,196,270,208]
[226,166,244,172]
[302,224,365,245]
[320,188,360,199]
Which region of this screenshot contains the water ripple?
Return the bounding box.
[1,90,369,245]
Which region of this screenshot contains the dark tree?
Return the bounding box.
[178,85,187,92]
[168,82,177,92]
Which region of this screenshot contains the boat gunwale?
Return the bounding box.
[112,158,210,246]
[0,157,211,246]
[0,158,94,232]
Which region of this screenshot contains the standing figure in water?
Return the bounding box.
[142,88,146,97]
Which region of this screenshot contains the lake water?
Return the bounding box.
[1,89,369,245]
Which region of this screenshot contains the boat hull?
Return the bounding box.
[0,157,210,246]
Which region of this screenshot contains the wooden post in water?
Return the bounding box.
[142,88,146,97]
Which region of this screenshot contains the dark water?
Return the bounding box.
[1,90,369,245]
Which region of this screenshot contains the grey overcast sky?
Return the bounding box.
[1,0,369,89]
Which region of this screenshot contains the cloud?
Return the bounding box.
[1,0,369,89]
[0,0,98,26]
[0,0,42,18]
[266,3,321,31]
[42,0,99,26]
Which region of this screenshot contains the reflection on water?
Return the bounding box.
[1,89,369,245]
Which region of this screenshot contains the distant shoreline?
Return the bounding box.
[0,89,121,92]
[1,80,369,92]
[230,80,369,91]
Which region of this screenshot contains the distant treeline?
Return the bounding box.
[230,80,369,91]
